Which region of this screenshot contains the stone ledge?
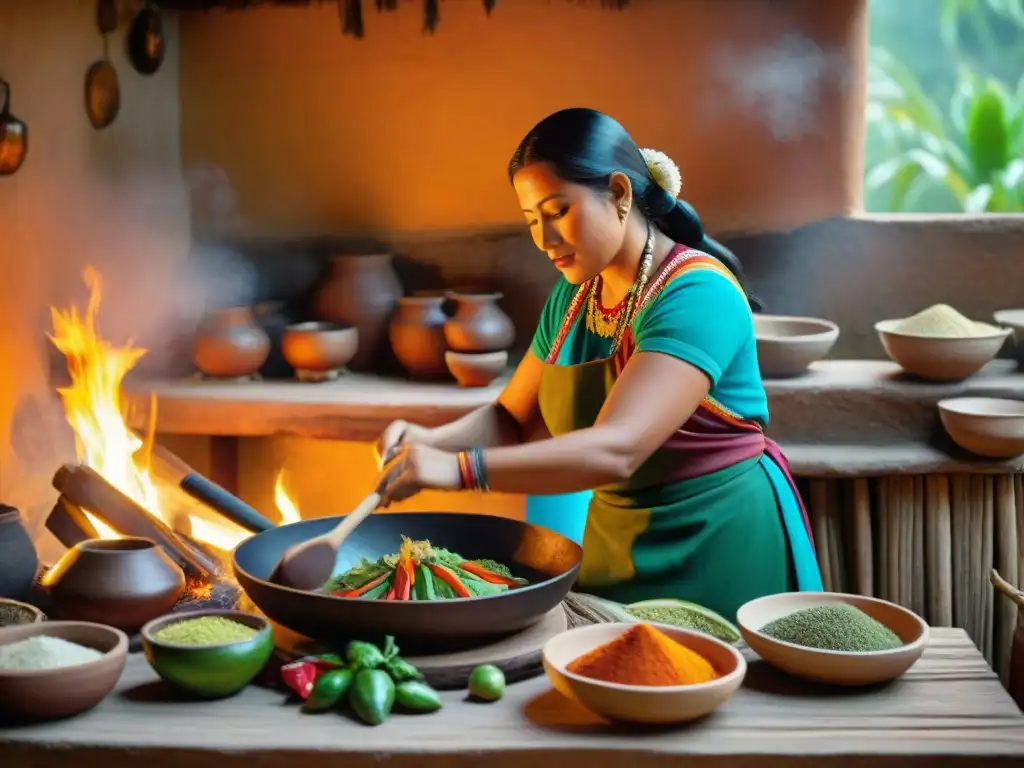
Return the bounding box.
[784,442,1024,478]
[124,361,1024,477]
[766,359,1024,446]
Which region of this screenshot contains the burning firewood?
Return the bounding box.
[52,463,219,580]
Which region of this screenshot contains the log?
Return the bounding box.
[45,496,99,548]
[52,464,218,580]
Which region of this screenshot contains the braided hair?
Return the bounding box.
[508,108,761,312]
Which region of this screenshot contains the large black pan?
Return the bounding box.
[233,512,581,654]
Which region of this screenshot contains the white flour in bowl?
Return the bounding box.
[892,304,1000,338]
[0,635,104,671]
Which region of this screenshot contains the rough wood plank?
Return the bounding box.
[1,630,1022,765]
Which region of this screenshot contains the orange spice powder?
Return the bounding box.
[566,623,720,687]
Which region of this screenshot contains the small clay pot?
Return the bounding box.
[311,254,403,372]
[45,537,186,634]
[193,306,271,379]
[444,292,515,353]
[281,322,359,376]
[0,506,39,601]
[445,351,508,388]
[389,295,450,380]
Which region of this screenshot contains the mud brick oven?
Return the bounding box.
[2,0,1024,678]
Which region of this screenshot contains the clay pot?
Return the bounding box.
[0,506,38,601]
[193,306,271,379]
[444,292,515,353]
[45,537,186,633]
[281,322,359,376]
[445,351,509,388]
[389,295,450,380]
[311,254,402,372]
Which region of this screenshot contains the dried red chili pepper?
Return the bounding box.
[280,660,323,701]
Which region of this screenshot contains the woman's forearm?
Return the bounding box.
[428,403,523,452]
[477,426,633,495]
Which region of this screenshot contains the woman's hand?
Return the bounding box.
[375,443,463,506]
[373,420,435,470]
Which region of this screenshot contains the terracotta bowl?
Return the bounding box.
[444,350,508,388]
[0,620,128,721]
[141,609,275,699]
[938,397,1024,458]
[994,309,1024,364]
[736,592,929,686]
[875,318,1010,381]
[0,597,45,627]
[542,622,746,724]
[281,321,359,374]
[754,315,839,378]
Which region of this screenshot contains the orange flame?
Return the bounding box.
[274,469,301,525]
[49,268,246,549]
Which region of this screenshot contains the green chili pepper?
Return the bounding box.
[346,640,385,670]
[303,668,354,713]
[350,668,395,726]
[414,564,436,600]
[383,655,424,683]
[394,680,442,713]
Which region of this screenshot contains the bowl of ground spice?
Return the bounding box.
[141,609,274,699]
[0,620,128,721]
[875,304,1011,381]
[736,592,929,686]
[0,597,45,627]
[542,622,746,724]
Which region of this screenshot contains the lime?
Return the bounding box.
[467,664,505,702]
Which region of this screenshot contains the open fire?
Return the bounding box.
[46,267,299,560]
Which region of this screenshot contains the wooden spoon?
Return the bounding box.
[272,492,381,590]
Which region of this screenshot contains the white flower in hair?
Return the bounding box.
[640,148,682,199]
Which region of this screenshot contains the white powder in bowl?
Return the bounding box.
[0,635,105,671]
[892,304,1001,338]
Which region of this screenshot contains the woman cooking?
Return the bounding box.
[374,107,822,621]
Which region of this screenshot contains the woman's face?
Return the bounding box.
[513,162,628,285]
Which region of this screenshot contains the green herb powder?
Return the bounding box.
[760,603,903,652]
[627,606,741,643]
[153,616,259,646]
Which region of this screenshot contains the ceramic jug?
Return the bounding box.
[193,306,271,379]
[389,295,449,379]
[311,254,402,372]
[0,506,38,600]
[443,292,515,353]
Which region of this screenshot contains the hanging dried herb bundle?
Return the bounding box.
[324,537,528,601]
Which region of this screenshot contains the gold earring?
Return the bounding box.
[618,203,629,221]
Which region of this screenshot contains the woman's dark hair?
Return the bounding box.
[508,108,761,312]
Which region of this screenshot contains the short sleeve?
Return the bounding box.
[529,278,575,361]
[632,267,752,386]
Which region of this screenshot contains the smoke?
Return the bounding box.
[713,33,849,143]
[0,162,256,549]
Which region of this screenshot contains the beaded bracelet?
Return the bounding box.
[456,447,490,492]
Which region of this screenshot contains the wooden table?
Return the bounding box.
[2,629,1023,766]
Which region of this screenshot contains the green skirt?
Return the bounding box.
[578,456,796,621]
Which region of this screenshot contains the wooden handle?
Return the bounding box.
[326,492,381,548]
